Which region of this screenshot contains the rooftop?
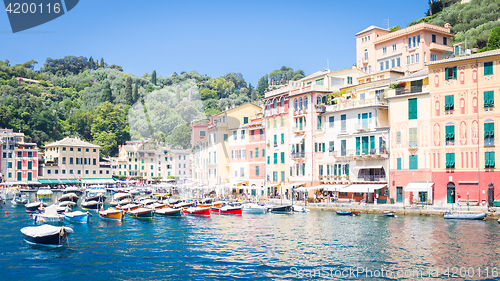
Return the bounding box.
[355,25,388,36]
[44,137,100,149]
[427,48,500,66]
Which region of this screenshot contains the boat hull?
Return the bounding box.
[64,212,89,223]
[182,207,211,216]
[128,211,154,218]
[444,212,486,220]
[268,205,293,213]
[81,201,103,210]
[156,208,182,216]
[383,211,395,217]
[33,214,65,223]
[99,209,124,221]
[21,227,71,247]
[336,210,353,216]
[211,207,242,215]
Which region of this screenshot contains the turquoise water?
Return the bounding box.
[2,193,500,280]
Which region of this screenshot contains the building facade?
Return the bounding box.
[0,129,40,183]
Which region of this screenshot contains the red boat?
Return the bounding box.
[211,206,243,215]
[182,207,211,216]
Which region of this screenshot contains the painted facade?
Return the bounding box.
[0,129,40,183]
[428,49,500,206]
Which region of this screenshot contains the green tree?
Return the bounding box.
[389,25,401,32]
[67,110,94,141]
[100,58,105,68]
[125,76,133,105]
[152,70,157,85]
[100,81,113,103]
[256,74,268,95]
[133,83,139,103]
[91,102,129,155]
[199,88,217,100]
[93,131,117,157]
[487,26,500,50]
[165,124,191,148]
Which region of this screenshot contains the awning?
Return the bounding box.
[284,182,306,189]
[38,179,61,184]
[290,134,305,145]
[405,182,434,192]
[59,179,80,184]
[340,184,387,193]
[27,181,42,185]
[314,184,349,191]
[296,186,317,191]
[355,160,385,169]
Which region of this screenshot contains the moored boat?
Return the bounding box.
[127,207,154,218]
[25,201,48,212]
[211,205,243,215]
[182,206,211,216]
[81,200,103,210]
[268,205,293,214]
[173,201,196,209]
[292,205,311,213]
[383,211,395,217]
[153,202,168,210]
[21,225,73,247]
[117,203,141,212]
[36,187,53,200]
[99,208,125,221]
[11,192,28,206]
[444,212,486,220]
[155,207,182,216]
[33,205,65,223]
[63,186,84,196]
[336,210,353,216]
[58,193,79,203]
[242,203,267,214]
[64,211,90,223]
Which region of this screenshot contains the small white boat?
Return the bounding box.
[58,193,79,203]
[64,211,91,223]
[444,212,486,220]
[36,187,53,200]
[21,225,73,247]
[242,203,267,214]
[292,205,311,213]
[33,205,65,223]
[11,192,28,206]
[63,186,84,196]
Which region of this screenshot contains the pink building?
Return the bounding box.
[190,120,208,148]
[356,22,454,75]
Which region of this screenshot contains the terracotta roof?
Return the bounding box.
[355,25,388,36]
[44,137,100,148]
[427,49,500,66]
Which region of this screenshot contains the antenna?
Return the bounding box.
[383,19,389,30]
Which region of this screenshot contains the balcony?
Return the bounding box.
[278,107,285,114]
[363,57,369,64]
[355,122,373,131]
[329,97,388,112]
[265,110,270,116]
[429,42,453,53]
[361,174,386,182]
[271,108,277,115]
[292,152,305,159]
[395,84,429,95]
[292,126,304,133]
[316,105,326,113]
[355,148,389,158]
[409,141,418,149]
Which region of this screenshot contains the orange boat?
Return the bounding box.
[99,208,125,221]
[197,202,223,208]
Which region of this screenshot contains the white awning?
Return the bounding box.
[405,182,434,192]
[284,182,307,188]
[296,186,317,191]
[340,184,387,193]
[290,134,305,145]
[313,184,349,191]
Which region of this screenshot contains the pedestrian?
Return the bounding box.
[457,193,461,206]
[314,193,317,203]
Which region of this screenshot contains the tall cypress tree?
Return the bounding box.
[151,70,157,85]
[100,58,105,68]
[100,81,113,103]
[125,76,133,105]
[133,83,139,103]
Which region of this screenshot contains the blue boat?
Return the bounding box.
[64,211,91,223]
[336,210,353,216]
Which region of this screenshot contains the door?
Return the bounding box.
[299,118,303,130]
[447,182,455,204]
[362,136,369,155]
[362,113,368,128]
[396,186,403,202]
[488,186,494,207]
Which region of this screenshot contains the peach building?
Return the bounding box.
[356,22,454,75]
[427,49,500,206]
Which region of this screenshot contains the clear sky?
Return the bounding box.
[0,0,430,85]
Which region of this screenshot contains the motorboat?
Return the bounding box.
[153,202,168,210]
[444,212,486,220]
[36,187,53,200]
[336,210,353,216]
[140,199,157,208]
[58,193,79,203]
[155,207,182,216]
[268,205,293,214]
[211,205,243,215]
[58,201,76,209]
[25,201,48,212]
[64,211,91,223]
[11,192,28,206]
[99,208,125,221]
[110,193,133,207]
[242,203,267,214]
[127,207,154,218]
[33,205,65,223]
[117,203,141,212]
[182,206,211,216]
[173,201,195,209]
[84,194,106,203]
[292,205,311,213]
[63,186,84,196]
[21,225,73,247]
[86,185,106,197]
[383,211,396,217]
[81,200,104,210]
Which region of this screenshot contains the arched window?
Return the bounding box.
[322,96,326,104]
[266,102,270,110]
[294,99,298,111]
[304,97,308,110]
[364,49,368,61]
[280,96,284,107]
[317,96,322,104]
[299,98,303,110]
[273,99,277,109]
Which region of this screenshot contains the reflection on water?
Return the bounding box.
[1,193,500,280]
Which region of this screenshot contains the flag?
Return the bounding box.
[382,135,387,141]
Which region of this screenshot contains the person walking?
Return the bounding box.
[457,193,461,206]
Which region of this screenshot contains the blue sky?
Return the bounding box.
[0,0,429,85]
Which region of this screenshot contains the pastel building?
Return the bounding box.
[356,22,454,75]
[427,49,500,206]
[227,116,265,197]
[387,69,434,204]
[0,129,40,183]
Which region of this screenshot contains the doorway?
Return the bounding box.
[396,186,403,202]
[447,182,455,204]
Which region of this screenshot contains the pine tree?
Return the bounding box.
[133,83,139,103]
[151,70,157,85]
[89,56,94,70]
[100,58,105,68]
[100,81,113,103]
[125,76,133,105]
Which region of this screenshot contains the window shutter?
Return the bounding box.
[453,66,457,79]
[315,143,318,152]
[397,158,401,170]
[281,152,284,163]
[485,151,490,168]
[491,152,496,168]
[370,136,375,152]
[445,68,449,80]
[322,143,325,152]
[334,164,337,176]
[451,153,455,168]
[345,164,349,175]
[356,137,360,155]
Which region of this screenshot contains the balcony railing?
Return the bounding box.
[361,175,386,182]
[395,84,429,95]
[409,141,418,148]
[271,108,277,115]
[355,122,373,131]
[292,152,305,159]
[316,106,326,113]
[278,107,285,114]
[292,126,304,133]
[329,97,388,112]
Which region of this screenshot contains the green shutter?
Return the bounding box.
[267,156,270,164]
[322,143,326,153]
[327,165,330,175]
[281,152,285,163]
[274,134,277,144]
[345,164,349,175]
[274,153,277,164]
[397,158,401,170]
[485,151,490,168]
[356,137,360,155]
[317,116,322,130]
[484,91,494,107]
[334,164,337,176]
[315,143,318,152]
[408,98,417,120]
[484,62,493,76]
[450,153,455,168]
[445,67,449,80]
[281,133,284,144]
[370,136,375,152]
[262,149,265,157]
[453,66,457,79]
[491,152,495,168]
